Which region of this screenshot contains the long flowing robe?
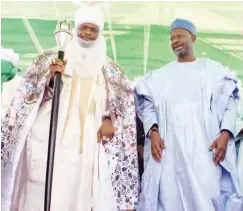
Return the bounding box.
[135,58,243,211]
[1,51,139,211]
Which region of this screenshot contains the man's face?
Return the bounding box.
[77,23,99,41]
[170,28,196,58]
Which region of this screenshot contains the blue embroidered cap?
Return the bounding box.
[170,18,196,35]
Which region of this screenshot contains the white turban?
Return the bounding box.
[65,5,106,78]
[75,5,105,32]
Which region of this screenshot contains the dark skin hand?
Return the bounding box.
[150,128,165,162]
[97,118,115,143]
[209,130,231,165]
[49,58,67,78]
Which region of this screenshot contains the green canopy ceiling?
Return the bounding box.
[1,1,243,81]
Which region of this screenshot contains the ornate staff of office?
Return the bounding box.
[44,20,73,211]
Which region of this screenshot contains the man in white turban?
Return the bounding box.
[1,5,139,211]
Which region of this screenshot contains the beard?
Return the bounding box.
[176,50,188,58]
[173,45,189,58]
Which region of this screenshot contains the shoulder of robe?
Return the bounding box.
[102,56,134,92]
[24,51,57,78]
[103,56,126,75]
[143,61,175,81]
[202,58,240,90]
[204,58,224,69]
[203,58,234,74]
[33,51,57,66]
[203,58,234,77]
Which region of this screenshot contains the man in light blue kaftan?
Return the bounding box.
[135,18,243,211]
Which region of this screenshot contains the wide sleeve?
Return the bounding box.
[211,63,240,137]
[135,78,159,136]
[220,96,237,137]
[1,51,56,171]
